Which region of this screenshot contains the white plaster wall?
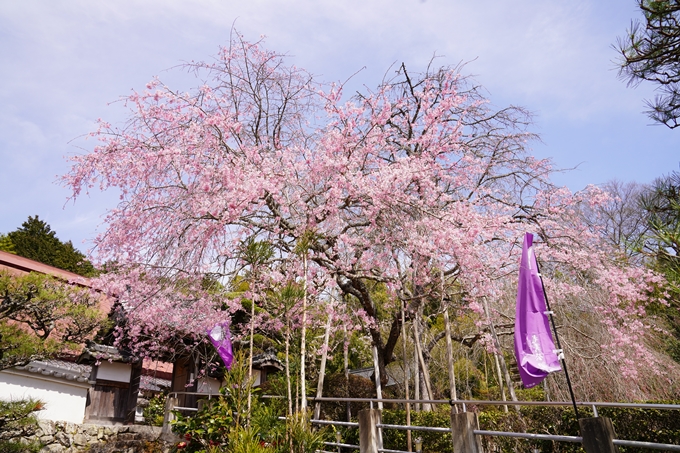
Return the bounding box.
[0,370,88,424]
[97,361,131,382]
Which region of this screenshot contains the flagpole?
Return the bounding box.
[534,258,580,420]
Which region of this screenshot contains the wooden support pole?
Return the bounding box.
[161,396,178,439]
[358,409,383,453]
[450,412,483,453]
[579,417,618,453]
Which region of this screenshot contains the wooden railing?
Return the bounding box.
[161,395,680,452]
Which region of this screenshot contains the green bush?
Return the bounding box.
[0,440,42,453]
[143,392,167,427]
[597,403,680,451]
[171,352,331,453]
[337,400,680,453]
[382,409,453,453]
[477,402,680,453]
[0,399,43,453]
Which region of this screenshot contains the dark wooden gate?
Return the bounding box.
[84,364,142,424]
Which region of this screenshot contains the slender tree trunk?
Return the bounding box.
[441,271,459,414]
[247,293,256,425]
[285,321,293,417]
[401,299,412,452]
[343,320,351,422]
[313,310,332,420]
[295,367,300,414]
[371,343,384,449]
[300,254,308,414]
[493,351,508,413]
[483,298,518,411]
[412,308,433,411]
[413,340,420,412]
[443,307,459,411]
[372,345,384,410]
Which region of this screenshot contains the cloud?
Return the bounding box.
[0,0,677,248]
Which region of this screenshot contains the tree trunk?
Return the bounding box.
[344,319,351,422]
[247,293,256,425]
[412,308,433,411]
[483,298,518,411]
[300,254,308,413]
[285,323,293,417]
[414,341,420,412]
[442,271,459,414]
[313,310,332,420]
[372,345,384,410]
[443,307,459,412]
[401,299,412,452]
[493,350,509,413]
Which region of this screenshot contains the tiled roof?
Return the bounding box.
[14,360,91,383]
[348,367,397,387]
[140,375,171,392]
[252,348,283,371]
[77,342,140,364]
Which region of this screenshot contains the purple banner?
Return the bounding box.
[514,233,561,388]
[207,321,234,371]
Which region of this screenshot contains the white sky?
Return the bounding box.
[1,0,677,254]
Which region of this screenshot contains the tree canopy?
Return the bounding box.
[1,216,95,277]
[0,271,107,370]
[617,0,680,128]
[64,34,672,400]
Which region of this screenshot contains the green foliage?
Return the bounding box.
[0,270,107,369]
[598,403,680,451]
[172,351,329,453]
[640,171,680,362]
[325,334,372,376]
[240,237,274,268]
[0,322,59,370]
[172,351,255,451]
[4,215,96,277]
[278,412,327,453]
[352,402,680,453]
[0,398,43,453]
[642,171,680,285]
[617,1,680,128]
[477,401,680,453]
[318,373,376,421]
[0,441,42,453]
[0,234,16,254]
[479,405,584,453]
[142,393,168,427]
[381,409,453,453]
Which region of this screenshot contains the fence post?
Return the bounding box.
[161,395,179,439]
[358,408,383,453]
[579,417,618,453]
[450,411,483,453]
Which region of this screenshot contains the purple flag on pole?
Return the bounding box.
[514,233,561,388]
[207,321,234,371]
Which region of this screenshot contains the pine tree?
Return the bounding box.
[5,216,95,277]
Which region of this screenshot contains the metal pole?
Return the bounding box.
[534,258,580,420]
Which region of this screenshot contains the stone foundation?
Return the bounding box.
[25,421,177,453]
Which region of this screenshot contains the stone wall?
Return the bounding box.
[27,420,177,453]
